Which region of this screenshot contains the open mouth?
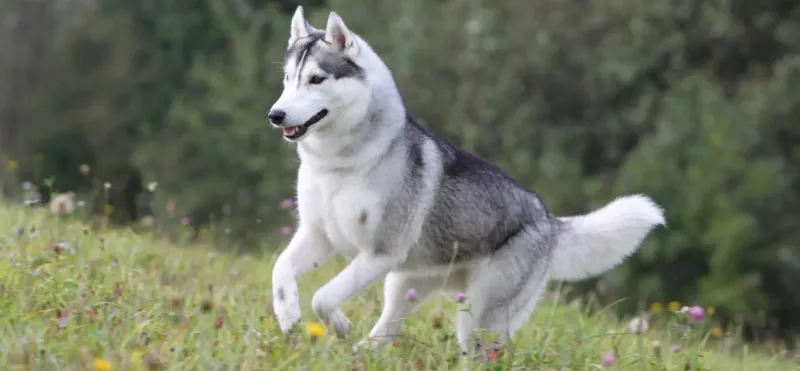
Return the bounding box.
[283,109,329,140]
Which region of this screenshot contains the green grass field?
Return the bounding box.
[1,204,797,370]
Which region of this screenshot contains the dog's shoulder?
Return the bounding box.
[405,116,517,183]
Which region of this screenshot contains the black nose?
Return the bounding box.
[267,109,286,125]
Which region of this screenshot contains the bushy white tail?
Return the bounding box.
[549,194,666,282]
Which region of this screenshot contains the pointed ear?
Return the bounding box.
[325,12,358,56]
[289,6,316,45]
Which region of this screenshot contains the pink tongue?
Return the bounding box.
[283,127,299,136]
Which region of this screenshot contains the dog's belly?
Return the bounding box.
[396,255,478,275]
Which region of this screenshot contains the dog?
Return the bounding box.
[267,6,666,357]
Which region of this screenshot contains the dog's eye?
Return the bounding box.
[309,75,327,85]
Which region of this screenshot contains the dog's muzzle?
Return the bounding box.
[280,109,329,140]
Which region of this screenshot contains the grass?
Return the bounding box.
[0,204,797,371]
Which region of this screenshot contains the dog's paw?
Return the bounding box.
[353,334,397,355]
[273,291,302,334]
[352,339,368,355]
[352,338,379,355]
[328,309,352,338]
[274,306,302,334]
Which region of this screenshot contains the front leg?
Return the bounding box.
[272,226,335,334]
[311,252,404,337]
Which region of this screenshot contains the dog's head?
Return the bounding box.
[267,7,370,142]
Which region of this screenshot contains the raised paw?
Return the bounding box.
[327,309,352,338]
[273,287,302,334]
[273,303,301,334]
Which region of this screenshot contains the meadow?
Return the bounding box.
[0,202,798,370]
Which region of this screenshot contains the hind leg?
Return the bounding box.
[354,272,436,352]
[456,234,551,358]
[467,270,548,352]
[356,268,467,352]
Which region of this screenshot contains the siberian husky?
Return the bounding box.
[267,6,666,357]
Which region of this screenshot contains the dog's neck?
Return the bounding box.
[297,98,405,174]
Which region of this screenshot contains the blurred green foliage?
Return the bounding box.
[2,0,799,345]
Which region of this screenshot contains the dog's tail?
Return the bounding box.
[549,194,666,282]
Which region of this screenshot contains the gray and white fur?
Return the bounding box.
[268,6,666,358]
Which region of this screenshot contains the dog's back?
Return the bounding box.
[395,117,560,269]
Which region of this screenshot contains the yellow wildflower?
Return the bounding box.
[94,358,113,371]
[649,302,663,313]
[711,327,723,337]
[307,322,326,337]
[6,159,17,170]
[667,301,681,311]
[707,306,716,315]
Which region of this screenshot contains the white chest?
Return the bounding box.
[296,167,385,255]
